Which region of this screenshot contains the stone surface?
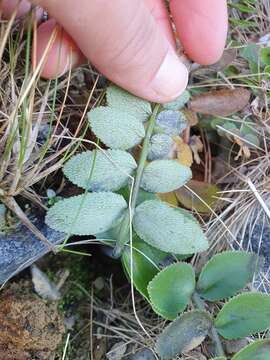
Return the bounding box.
[0,217,64,284]
[236,219,270,292]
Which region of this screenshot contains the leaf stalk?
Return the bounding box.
[112,103,160,258]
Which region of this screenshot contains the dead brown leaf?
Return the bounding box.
[189,88,251,116]
[175,180,220,214]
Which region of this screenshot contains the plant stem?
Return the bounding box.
[192,292,225,357]
[112,104,160,258]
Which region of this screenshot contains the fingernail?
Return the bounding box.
[58,50,82,77]
[150,49,189,102]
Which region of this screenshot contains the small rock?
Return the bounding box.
[31,265,61,301]
[235,219,270,293]
[64,315,76,330]
[106,342,127,360]
[93,276,105,292]
[93,337,107,360]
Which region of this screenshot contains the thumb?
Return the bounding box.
[31,0,188,103]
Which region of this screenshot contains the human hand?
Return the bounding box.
[2,0,227,103]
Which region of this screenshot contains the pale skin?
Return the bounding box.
[1,0,228,103]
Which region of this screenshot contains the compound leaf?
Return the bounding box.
[215,293,270,339]
[106,85,151,122]
[232,339,270,360]
[197,251,261,301]
[141,160,192,193]
[122,237,167,300]
[46,192,127,235]
[88,106,145,150]
[156,311,212,359]
[133,200,208,254]
[148,263,195,320]
[64,149,137,192]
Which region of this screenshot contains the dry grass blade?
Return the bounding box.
[0,10,99,246]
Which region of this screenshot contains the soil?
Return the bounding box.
[0,280,65,360]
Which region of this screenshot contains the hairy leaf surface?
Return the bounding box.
[88,107,145,150]
[64,150,137,192]
[106,85,151,122]
[46,192,127,235]
[133,200,208,254]
[141,160,192,193]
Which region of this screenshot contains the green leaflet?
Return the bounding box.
[106,85,151,122]
[240,44,260,64]
[88,106,145,150]
[141,160,192,193]
[260,47,270,66]
[215,293,270,340]
[197,251,261,301]
[63,149,137,192]
[133,200,208,254]
[147,134,173,161]
[45,192,127,235]
[148,263,195,320]
[155,110,187,136]
[156,311,212,359]
[121,237,167,300]
[162,91,191,111]
[232,339,270,360]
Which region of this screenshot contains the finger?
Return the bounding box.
[35,19,85,78]
[30,0,188,103]
[1,0,31,18]
[170,0,228,65]
[144,0,175,48]
[37,0,176,80]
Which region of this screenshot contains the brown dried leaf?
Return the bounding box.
[175,180,220,214]
[158,192,178,206]
[168,136,193,167]
[172,136,193,167]
[190,88,251,116]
